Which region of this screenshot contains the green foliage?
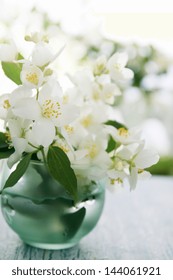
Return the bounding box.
[105,120,127,129]
[0,132,8,149]
[0,148,14,159]
[3,153,32,189]
[0,132,14,159]
[1,53,23,85]
[106,136,116,153]
[147,156,173,176]
[47,146,78,201]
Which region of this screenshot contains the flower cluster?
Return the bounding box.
[0,34,159,199]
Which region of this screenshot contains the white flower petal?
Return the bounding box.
[12,137,28,155]
[138,170,151,180]
[39,80,63,102]
[12,98,41,120]
[134,149,160,169]
[10,86,33,106]
[31,42,53,67]
[29,118,55,147]
[122,68,134,80]
[55,104,79,126]
[107,52,128,70]
[0,94,11,119]
[128,167,138,190]
[7,152,21,169]
[8,119,21,138]
[7,137,28,168]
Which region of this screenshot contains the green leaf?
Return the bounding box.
[3,153,32,189]
[106,136,116,153]
[1,53,23,85]
[0,148,14,159]
[105,120,127,129]
[47,146,77,201]
[0,132,8,149]
[62,207,86,238]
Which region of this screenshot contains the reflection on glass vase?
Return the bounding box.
[0,160,105,250]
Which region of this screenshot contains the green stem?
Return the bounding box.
[40,148,47,165]
[36,89,39,100]
[28,142,39,150]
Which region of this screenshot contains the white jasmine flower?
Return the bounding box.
[11,81,78,127]
[72,135,111,181]
[93,55,107,76]
[115,143,160,189]
[110,127,142,145]
[107,52,134,82]
[20,63,44,89]
[101,83,121,104]
[79,104,109,132]
[39,82,78,127]
[90,82,121,105]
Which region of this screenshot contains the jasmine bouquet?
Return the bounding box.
[0,33,159,200]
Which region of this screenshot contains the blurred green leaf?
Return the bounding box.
[147,156,173,176]
[105,120,127,129]
[106,136,116,153]
[1,53,23,85]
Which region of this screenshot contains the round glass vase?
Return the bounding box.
[0,160,105,250]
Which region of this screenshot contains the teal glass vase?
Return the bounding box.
[0,160,105,249]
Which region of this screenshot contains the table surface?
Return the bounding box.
[0,176,173,260]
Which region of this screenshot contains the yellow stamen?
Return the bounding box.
[63,95,69,104]
[110,178,123,185]
[4,131,11,142]
[87,144,98,159]
[64,125,74,134]
[3,99,10,109]
[26,72,39,85]
[81,115,93,128]
[92,90,100,100]
[58,144,69,153]
[115,161,124,171]
[118,127,129,137]
[105,92,113,99]
[42,99,61,119]
[94,63,106,76]
[114,63,122,71]
[138,169,144,174]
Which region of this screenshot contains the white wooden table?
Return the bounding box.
[0,176,173,260]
